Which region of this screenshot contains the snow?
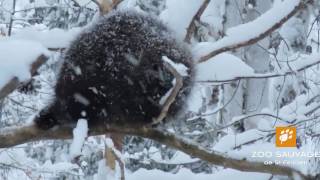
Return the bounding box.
[73,93,90,106]
[125,146,199,165]
[0,147,30,164]
[213,129,267,152]
[69,119,88,159]
[12,27,82,48]
[105,138,115,149]
[41,161,78,173]
[160,0,204,40]
[213,130,312,174]
[274,85,320,126]
[94,159,115,180]
[0,39,50,90]
[194,52,255,81]
[186,83,208,112]
[194,49,320,82]
[195,0,301,58]
[162,56,189,76]
[128,168,270,180]
[224,141,311,175]
[152,151,198,165]
[1,0,319,179]
[281,53,320,72]
[201,0,225,35]
[279,16,305,46]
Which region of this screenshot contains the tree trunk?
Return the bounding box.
[220,0,272,130]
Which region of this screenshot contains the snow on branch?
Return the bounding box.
[160,0,205,40]
[152,56,184,125]
[196,53,320,83]
[0,123,313,179]
[13,28,81,50]
[69,119,88,159]
[184,0,211,43]
[0,40,49,100]
[197,0,312,63]
[206,113,294,131]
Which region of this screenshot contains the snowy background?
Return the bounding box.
[1,0,320,179]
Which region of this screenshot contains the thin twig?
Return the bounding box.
[197,80,240,117]
[218,113,294,130]
[8,0,17,36]
[233,133,275,150]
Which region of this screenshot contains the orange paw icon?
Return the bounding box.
[276,127,296,147]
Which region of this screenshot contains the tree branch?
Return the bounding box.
[0,77,19,100]
[0,54,49,100]
[92,0,123,15]
[0,1,315,179]
[197,56,320,83]
[8,0,17,36]
[198,0,312,63]
[152,57,183,125]
[184,0,211,43]
[0,123,313,179]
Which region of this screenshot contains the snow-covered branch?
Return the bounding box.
[197,53,320,83]
[0,123,313,179]
[0,40,49,100]
[198,0,312,63]
[153,57,184,124]
[184,0,211,43]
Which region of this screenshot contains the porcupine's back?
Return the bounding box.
[35,10,194,130]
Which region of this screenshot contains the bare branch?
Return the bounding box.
[152,58,183,125]
[0,123,313,179]
[0,77,19,100]
[109,147,125,180]
[0,54,49,100]
[105,145,116,170]
[184,0,211,43]
[8,0,17,36]
[93,0,123,15]
[30,54,48,76]
[198,0,312,63]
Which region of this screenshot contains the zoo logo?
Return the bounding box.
[276,126,296,147]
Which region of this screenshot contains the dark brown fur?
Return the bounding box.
[35,10,194,129]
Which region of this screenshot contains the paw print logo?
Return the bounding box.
[279,129,293,144]
[276,127,296,147]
